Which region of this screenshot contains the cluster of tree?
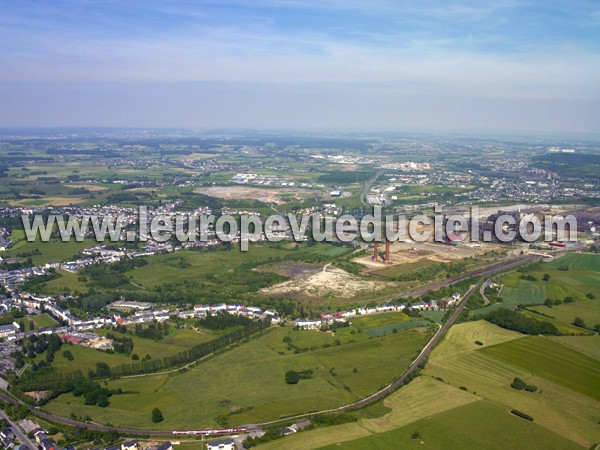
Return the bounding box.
[0,257,33,270]
[12,369,123,408]
[484,308,559,335]
[519,274,537,281]
[21,271,59,291]
[68,187,90,195]
[81,258,148,289]
[243,427,285,448]
[19,333,62,364]
[106,333,134,354]
[73,379,113,407]
[310,412,358,426]
[510,377,537,392]
[326,321,350,332]
[134,322,169,341]
[333,261,363,275]
[70,427,121,448]
[196,312,253,330]
[544,296,575,307]
[0,307,28,324]
[80,291,116,313]
[285,369,313,384]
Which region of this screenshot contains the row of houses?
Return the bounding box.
[294,293,462,330]
[1,291,280,344]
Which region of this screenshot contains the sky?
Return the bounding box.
[0,0,599,134]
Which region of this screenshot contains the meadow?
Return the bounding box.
[471,253,600,326]
[17,313,57,330]
[317,400,583,450]
[46,326,217,374]
[267,321,600,449]
[481,336,600,401]
[42,325,429,429]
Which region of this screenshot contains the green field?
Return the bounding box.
[128,244,349,288]
[549,335,600,359]
[528,299,600,331]
[421,321,600,448]
[547,253,600,271]
[350,312,412,328]
[38,269,88,295]
[17,313,58,330]
[481,336,600,401]
[364,320,431,337]
[5,230,97,265]
[48,326,216,374]
[370,258,437,278]
[471,254,600,323]
[317,400,583,450]
[43,326,428,429]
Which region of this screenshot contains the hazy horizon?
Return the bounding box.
[1,1,599,134]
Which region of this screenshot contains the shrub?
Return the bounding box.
[511,377,527,390]
[152,408,163,423]
[511,410,533,421]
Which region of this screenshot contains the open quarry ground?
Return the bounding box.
[261,264,396,298]
[194,186,320,204]
[354,240,512,270]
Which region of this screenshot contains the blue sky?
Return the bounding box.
[0,0,599,133]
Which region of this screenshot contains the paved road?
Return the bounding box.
[480,279,492,306]
[0,409,38,448]
[359,171,380,206]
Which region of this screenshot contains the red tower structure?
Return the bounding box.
[385,240,391,263]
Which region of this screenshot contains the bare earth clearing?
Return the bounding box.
[261,264,395,297]
[194,186,320,204]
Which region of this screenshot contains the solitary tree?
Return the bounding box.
[62,350,74,361]
[152,408,164,423]
[573,317,586,328]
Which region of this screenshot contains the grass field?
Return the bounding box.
[547,253,600,271]
[350,312,412,328]
[370,258,437,278]
[364,321,431,337]
[528,299,600,331]
[48,326,216,374]
[4,230,97,265]
[481,336,600,401]
[421,321,600,447]
[43,326,429,429]
[519,309,591,335]
[317,400,584,450]
[549,335,600,360]
[39,269,88,295]
[128,244,349,288]
[16,313,58,330]
[470,254,600,323]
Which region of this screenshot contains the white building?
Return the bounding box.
[207,439,235,450]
